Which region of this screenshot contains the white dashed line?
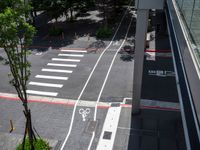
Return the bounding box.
[58,54,84,57]
[29,82,63,88]
[52,58,80,62]
[26,90,58,96]
[35,75,68,80]
[42,68,73,73]
[60,49,87,53]
[47,63,77,67]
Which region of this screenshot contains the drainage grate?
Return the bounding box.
[86,120,97,133]
[103,131,112,140]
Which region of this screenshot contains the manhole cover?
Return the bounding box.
[103,131,112,140]
[86,120,97,133]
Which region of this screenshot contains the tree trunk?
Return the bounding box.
[114,0,117,15]
[65,11,68,24]
[22,102,36,150]
[102,0,107,27]
[70,7,73,21]
[30,11,36,27]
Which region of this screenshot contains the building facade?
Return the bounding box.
[134,0,200,149]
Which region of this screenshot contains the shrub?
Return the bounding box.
[96,26,112,38]
[49,27,63,36]
[16,138,51,150]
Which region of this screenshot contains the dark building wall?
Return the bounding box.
[166,0,200,149]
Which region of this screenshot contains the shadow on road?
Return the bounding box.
[127,109,186,150]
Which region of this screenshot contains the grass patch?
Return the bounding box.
[16,138,51,150]
[96,26,112,39]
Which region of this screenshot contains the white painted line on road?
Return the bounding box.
[35,75,68,80]
[58,54,84,57]
[29,82,63,88]
[47,63,77,67]
[61,49,87,53]
[148,70,175,77]
[96,106,122,150]
[52,58,80,62]
[87,14,134,150]
[26,90,58,96]
[146,51,156,61]
[42,68,73,73]
[60,2,132,149]
[79,108,90,121]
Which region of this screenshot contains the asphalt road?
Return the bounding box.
[0,5,182,150]
[0,6,135,150]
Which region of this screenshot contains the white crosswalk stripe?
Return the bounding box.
[47,63,77,67]
[35,75,68,80]
[26,90,58,96]
[28,49,87,97]
[42,68,73,73]
[29,82,63,88]
[61,49,87,53]
[58,54,84,57]
[52,58,80,62]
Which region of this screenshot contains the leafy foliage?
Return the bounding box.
[16,138,51,150]
[49,26,63,36]
[0,1,37,149]
[0,7,36,93]
[96,26,112,38]
[42,0,63,21]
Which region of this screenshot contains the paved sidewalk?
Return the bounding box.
[0,132,59,150]
[114,108,186,150]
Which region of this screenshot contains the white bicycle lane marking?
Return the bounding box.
[60,3,132,150]
[88,13,134,150]
[79,108,90,122]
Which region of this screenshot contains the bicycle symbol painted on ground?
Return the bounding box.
[79,108,90,121]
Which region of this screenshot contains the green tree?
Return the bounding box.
[29,0,44,25]
[62,0,95,22]
[43,0,63,23]
[0,1,36,149]
[62,0,76,21]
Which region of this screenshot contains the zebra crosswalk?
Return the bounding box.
[26,49,87,97]
[47,63,77,67]
[35,75,68,80]
[51,58,81,62]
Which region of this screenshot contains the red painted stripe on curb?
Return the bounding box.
[0,95,179,111]
[0,95,111,109]
[0,95,73,106]
[145,49,171,53]
[29,99,68,106]
[0,95,20,101]
[66,102,76,106]
[120,104,131,107]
